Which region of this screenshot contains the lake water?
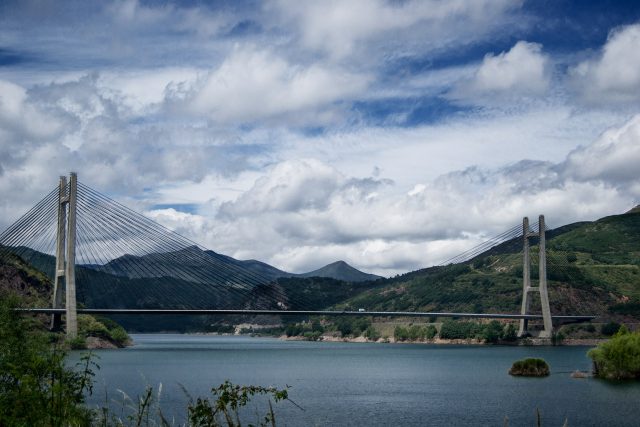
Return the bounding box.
[73,334,640,426]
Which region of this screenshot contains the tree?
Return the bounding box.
[0,294,96,426]
[394,326,409,341]
[501,323,518,341]
[364,325,380,341]
[588,327,640,379]
[481,321,503,344]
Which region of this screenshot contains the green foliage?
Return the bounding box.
[187,380,291,427]
[77,314,130,346]
[609,301,640,317]
[364,325,380,341]
[601,321,622,336]
[302,331,322,341]
[285,323,303,337]
[566,253,578,263]
[425,325,438,340]
[79,314,110,339]
[509,358,550,376]
[501,323,518,341]
[0,294,97,426]
[551,331,565,346]
[588,327,640,379]
[284,318,326,339]
[109,326,129,345]
[333,317,371,337]
[68,335,87,350]
[439,320,481,340]
[394,326,409,341]
[394,324,436,341]
[480,320,502,344]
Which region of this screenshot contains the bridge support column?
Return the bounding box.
[518,215,553,338]
[49,173,78,339]
[50,176,67,331]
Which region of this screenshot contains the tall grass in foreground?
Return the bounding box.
[95,381,295,427]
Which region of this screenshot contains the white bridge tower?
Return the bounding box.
[518,215,553,338]
[50,172,78,338]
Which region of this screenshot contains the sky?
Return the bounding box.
[1,0,639,276]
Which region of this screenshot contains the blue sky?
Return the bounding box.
[1,0,639,275]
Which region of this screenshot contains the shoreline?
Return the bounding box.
[279,334,608,346]
[116,332,609,347]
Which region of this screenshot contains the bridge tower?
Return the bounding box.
[518,215,553,338]
[50,172,78,338]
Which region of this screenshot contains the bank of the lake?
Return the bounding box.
[73,334,640,426]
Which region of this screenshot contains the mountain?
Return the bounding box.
[210,252,381,282]
[299,260,382,282]
[335,210,640,320]
[99,247,379,283]
[210,251,295,281]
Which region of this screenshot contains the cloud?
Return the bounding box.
[450,41,550,103]
[147,115,640,276]
[167,47,371,125]
[571,24,640,103]
[272,0,519,60]
[563,114,640,185]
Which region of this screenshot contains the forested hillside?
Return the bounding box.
[337,210,640,320]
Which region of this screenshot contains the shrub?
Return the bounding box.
[187,380,291,427]
[109,326,129,345]
[68,336,87,350]
[601,321,622,336]
[439,320,480,340]
[0,295,96,425]
[394,326,409,341]
[364,325,380,341]
[78,314,110,339]
[509,358,550,376]
[425,325,437,340]
[588,327,640,379]
[302,331,322,341]
[481,320,503,344]
[501,323,518,342]
[285,323,303,337]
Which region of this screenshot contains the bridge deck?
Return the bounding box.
[20,308,596,321]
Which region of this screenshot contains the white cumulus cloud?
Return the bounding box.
[450,41,550,103]
[571,24,640,104]
[168,47,371,124]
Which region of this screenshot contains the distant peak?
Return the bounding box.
[329,260,349,266]
[626,205,640,214]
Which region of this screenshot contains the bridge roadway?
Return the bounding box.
[21,308,596,321]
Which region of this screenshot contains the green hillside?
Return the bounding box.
[0,250,130,346]
[336,211,640,319]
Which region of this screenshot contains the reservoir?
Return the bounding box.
[76,334,640,426]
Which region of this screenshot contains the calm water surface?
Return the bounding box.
[73,334,640,426]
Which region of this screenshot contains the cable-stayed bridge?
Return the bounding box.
[1,173,595,338]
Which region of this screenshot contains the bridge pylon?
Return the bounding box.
[518,215,553,338]
[50,172,78,338]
